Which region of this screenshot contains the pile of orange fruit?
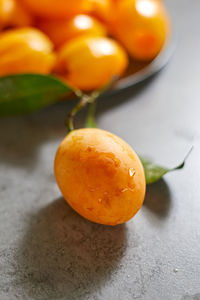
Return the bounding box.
[0,0,170,90]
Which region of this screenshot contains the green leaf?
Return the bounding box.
[0,74,72,116]
[141,147,193,184]
[85,101,97,128]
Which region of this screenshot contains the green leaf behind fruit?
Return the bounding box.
[0,74,72,116]
[141,147,193,184]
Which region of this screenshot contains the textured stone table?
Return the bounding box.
[0,0,200,299]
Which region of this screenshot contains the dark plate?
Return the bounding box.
[111,38,175,93]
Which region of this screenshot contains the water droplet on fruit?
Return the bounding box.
[121,187,134,193]
[129,168,135,177]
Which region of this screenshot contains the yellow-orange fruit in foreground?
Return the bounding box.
[38,14,106,48]
[0,27,55,76]
[20,0,91,19]
[55,36,128,90]
[110,0,170,61]
[54,128,146,226]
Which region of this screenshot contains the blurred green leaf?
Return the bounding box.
[0,74,72,116]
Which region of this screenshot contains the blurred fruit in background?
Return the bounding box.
[89,0,112,24]
[55,36,128,90]
[0,27,55,76]
[0,0,33,28]
[38,14,107,49]
[0,0,171,90]
[19,0,91,19]
[10,0,33,27]
[0,0,15,28]
[110,0,170,61]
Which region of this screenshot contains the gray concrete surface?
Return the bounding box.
[1,0,200,299]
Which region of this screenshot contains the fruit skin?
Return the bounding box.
[110,0,170,61]
[54,128,146,226]
[10,0,33,27]
[0,27,56,76]
[89,0,112,23]
[19,0,91,19]
[0,0,33,29]
[38,14,106,49]
[55,36,128,90]
[0,0,15,28]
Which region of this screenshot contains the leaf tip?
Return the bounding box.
[174,145,194,171]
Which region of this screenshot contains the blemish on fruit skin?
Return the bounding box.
[80,146,121,167]
[87,146,93,152]
[104,152,121,167]
[103,192,111,208]
[79,147,121,178]
[87,207,94,211]
[71,134,83,143]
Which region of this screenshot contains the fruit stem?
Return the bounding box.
[85,100,97,128]
[65,94,90,132]
[65,76,118,132]
[66,91,100,132]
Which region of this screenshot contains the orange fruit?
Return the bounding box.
[0,0,33,29]
[54,128,146,226]
[0,0,15,28]
[19,0,91,19]
[38,14,106,49]
[110,0,170,61]
[10,0,33,27]
[0,27,55,76]
[55,35,128,90]
[89,0,112,23]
